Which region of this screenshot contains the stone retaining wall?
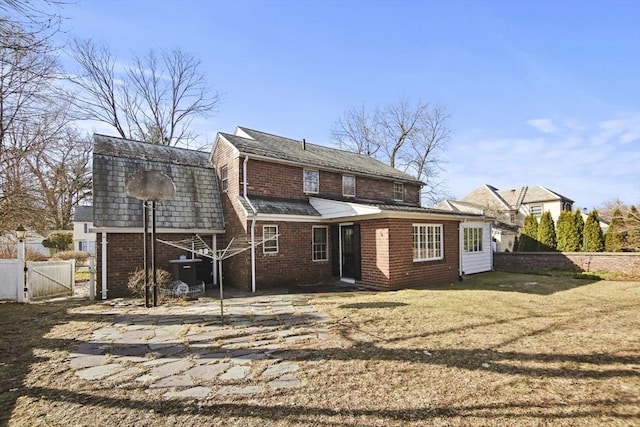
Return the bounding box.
[494,252,640,276]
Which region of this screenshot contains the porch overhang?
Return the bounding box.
[309,197,491,223]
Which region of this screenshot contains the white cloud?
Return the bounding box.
[527,118,558,134]
[592,113,640,145]
[444,112,640,208]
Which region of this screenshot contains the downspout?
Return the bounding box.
[243,155,258,293]
[458,221,464,281]
[101,232,108,299]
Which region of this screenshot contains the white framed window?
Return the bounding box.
[312,226,328,261]
[413,224,443,261]
[464,227,483,253]
[394,182,404,201]
[263,225,278,254]
[530,205,542,217]
[220,165,228,192]
[303,169,319,193]
[83,223,89,233]
[342,175,356,197]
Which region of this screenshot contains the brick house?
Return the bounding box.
[92,129,493,298]
[211,127,493,290]
[92,135,225,298]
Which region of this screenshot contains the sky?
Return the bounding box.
[52,0,639,209]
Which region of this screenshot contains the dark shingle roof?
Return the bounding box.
[220,127,422,185]
[238,196,320,216]
[73,206,93,222]
[92,134,224,230]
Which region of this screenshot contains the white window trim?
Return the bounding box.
[312,226,329,261]
[220,165,228,192]
[263,225,278,254]
[303,169,319,194]
[342,175,356,197]
[463,227,484,253]
[394,182,404,201]
[412,223,444,262]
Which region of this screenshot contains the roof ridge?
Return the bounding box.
[94,133,210,155]
[485,184,512,209]
[237,127,383,159]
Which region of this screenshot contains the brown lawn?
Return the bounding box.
[1,272,639,426]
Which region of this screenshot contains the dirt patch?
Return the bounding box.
[1,272,639,426]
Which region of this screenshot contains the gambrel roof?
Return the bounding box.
[92,134,224,230]
[217,127,423,185]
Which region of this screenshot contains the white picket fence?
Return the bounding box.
[0,259,75,302]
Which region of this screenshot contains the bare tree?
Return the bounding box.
[26,126,92,230]
[0,20,61,152]
[331,105,380,157]
[331,100,452,205]
[69,39,221,146]
[0,0,64,51]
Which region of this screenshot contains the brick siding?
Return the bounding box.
[494,252,640,276]
[96,232,209,298]
[244,157,421,204]
[359,218,460,289]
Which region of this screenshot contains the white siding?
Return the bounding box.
[460,222,493,275]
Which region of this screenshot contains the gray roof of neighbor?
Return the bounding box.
[92,134,224,230]
[220,127,423,185]
[238,196,321,216]
[73,206,93,222]
[459,184,573,210]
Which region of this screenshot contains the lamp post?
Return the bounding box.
[15,224,27,302]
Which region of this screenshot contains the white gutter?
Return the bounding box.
[244,155,258,293]
[101,232,108,299]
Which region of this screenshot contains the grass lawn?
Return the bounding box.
[1,272,638,426]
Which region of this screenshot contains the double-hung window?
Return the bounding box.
[303,169,319,193]
[413,224,443,261]
[394,182,404,201]
[464,227,483,253]
[312,226,328,261]
[342,175,356,197]
[220,165,228,192]
[263,225,278,254]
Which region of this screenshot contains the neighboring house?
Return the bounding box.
[211,127,494,290]
[0,230,50,257]
[438,184,574,252]
[73,206,96,254]
[92,134,225,298]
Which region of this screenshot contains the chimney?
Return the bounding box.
[302,138,306,150]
